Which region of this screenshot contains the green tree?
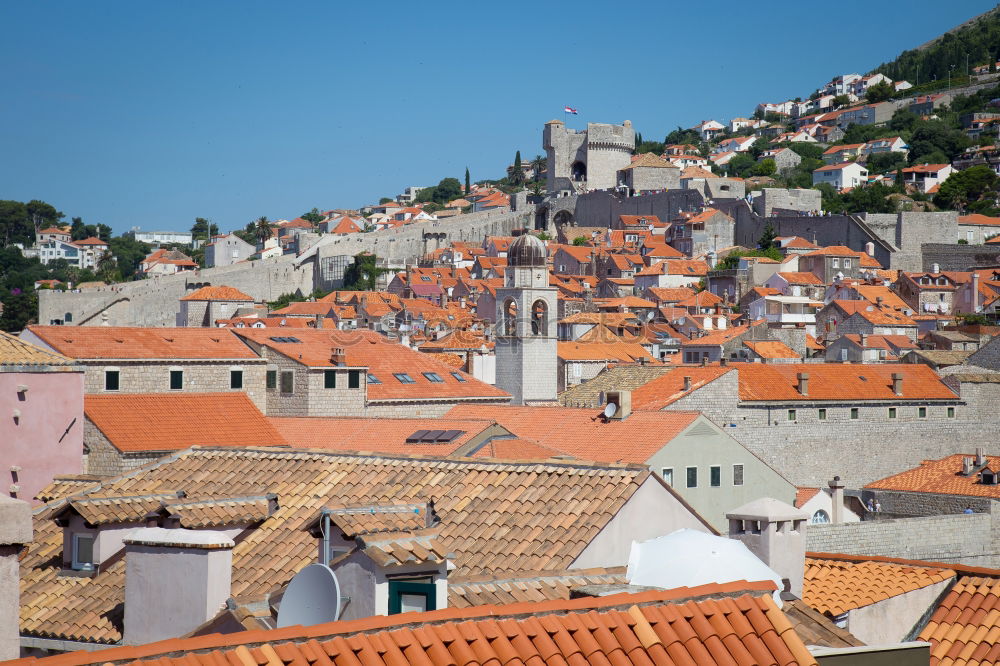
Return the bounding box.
[752,159,777,177]
[833,94,851,108]
[716,247,783,270]
[70,217,87,240]
[107,236,151,280]
[889,108,918,133]
[865,81,895,103]
[25,200,64,230]
[191,217,213,241]
[0,289,38,332]
[464,167,471,194]
[866,152,908,174]
[908,120,971,163]
[255,216,273,246]
[300,208,324,223]
[530,155,545,183]
[342,252,387,290]
[511,151,525,186]
[0,200,38,246]
[934,165,1000,212]
[572,236,588,246]
[789,143,824,160]
[758,223,778,250]
[378,197,393,204]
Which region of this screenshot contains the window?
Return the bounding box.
[324,370,337,389]
[918,407,927,418]
[266,370,277,389]
[348,370,361,389]
[169,370,184,390]
[843,258,851,269]
[686,467,698,488]
[394,373,416,384]
[850,408,859,420]
[71,533,94,571]
[280,370,294,394]
[733,464,744,486]
[831,258,840,269]
[818,408,827,420]
[787,409,796,421]
[662,468,673,485]
[810,510,830,524]
[388,579,436,615]
[948,407,955,418]
[104,370,120,392]
[888,407,897,419]
[230,370,243,389]
[710,466,721,487]
[367,373,381,384]
[450,372,467,382]
[422,372,444,383]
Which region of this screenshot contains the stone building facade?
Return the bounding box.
[256,346,367,418]
[660,369,996,488]
[82,419,164,478]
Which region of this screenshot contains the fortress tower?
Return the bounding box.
[543,119,636,193]
[495,234,557,405]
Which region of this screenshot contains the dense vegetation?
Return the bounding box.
[874,9,1000,85]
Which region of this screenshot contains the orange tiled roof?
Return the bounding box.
[11,584,818,666]
[0,331,78,368]
[920,575,1000,665]
[804,557,954,616]
[85,393,287,452]
[795,487,820,507]
[776,271,824,285]
[743,340,801,359]
[268,416,498,455]
[232,329,509,402]
[26,326,262,360]
[645,287,696,303]
[180,285,255,301]
[683,324,750,347]
[737,363,957,402]
[19,448,660,644]
[676,290,723,307]
[447,405,711,469]
[829,300,917,326]
[631,366,735,409]
[959,213,1000,226]
[469,437,563,460]
[865,454,1000,499]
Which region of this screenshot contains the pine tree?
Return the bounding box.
[464,167,470,194]
[511,152,525,186]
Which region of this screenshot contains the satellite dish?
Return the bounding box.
[276,563,341,628]
[603,403,617,419]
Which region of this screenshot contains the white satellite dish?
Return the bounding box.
[276,563,341,628]
[603,403,617,419]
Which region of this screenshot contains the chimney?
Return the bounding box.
[859,333,867,347]
[683,376,692,391]
[976,447,987,467]
[727,498,809,599]
[0,496,31,660]
[932,263,940,274]
[314,314,324,329]
[892,372,903,396]
[720,357,729,367]
[122,527,234,645]
[876,296,883,307]
[827,476,846,524]
[701,356,709,367]
[962,456,975,476]
[972,273,980,313]
[606,390,632,420]
[331,347,346,367]
[796,372,809,396]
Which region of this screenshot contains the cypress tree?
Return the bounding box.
[465,167,470,194]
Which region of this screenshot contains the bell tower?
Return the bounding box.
[495,234,557,405]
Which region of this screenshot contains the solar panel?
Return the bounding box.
[437,430,463,442]
[422,430,446,442]
[406,430,429,443]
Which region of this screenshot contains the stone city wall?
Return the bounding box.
[920,243,1000,272]
[806,513,1000,568]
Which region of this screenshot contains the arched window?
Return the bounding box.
[571,161,587,182]
[810,509,830,524]
[531,300,548,336]
[64,312,73,323]
[503,298,518,337]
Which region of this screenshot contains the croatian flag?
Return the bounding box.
[564,106,578,115]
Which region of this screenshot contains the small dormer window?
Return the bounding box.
[71,533,95,571]
[451,372,467,382]
[394,373,416,384]
[422,372,444,383]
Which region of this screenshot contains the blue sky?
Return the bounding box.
[1,1,995,234]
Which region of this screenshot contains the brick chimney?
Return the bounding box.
[796,372,809,396]
[892,372,903,396]
[123,527,234,645]
[683,376,692,391]
[0,496,31,660]
[314,314,324,329]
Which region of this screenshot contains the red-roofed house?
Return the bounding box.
[812,162,868,190]
[178,285,255,327]
[900,164,954,193]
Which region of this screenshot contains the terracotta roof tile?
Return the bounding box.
[446,404,706,467]
[232,329,509,402]
[775,271,824,285]
[19,448,658,644]
[469,438,562,460]
[920,575,1000,665]
[743,340,801,359]
[268,417,498,455]
[85,393,287,452]
[865,454,1000,499]
[180,286,255,301]
[631,366,734,410]
[737,363,956,402]
[558,366,675,408]
[0,331,79,368]
[26,326,261,360]
[804,557,954,616]
[12,584,818,666]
